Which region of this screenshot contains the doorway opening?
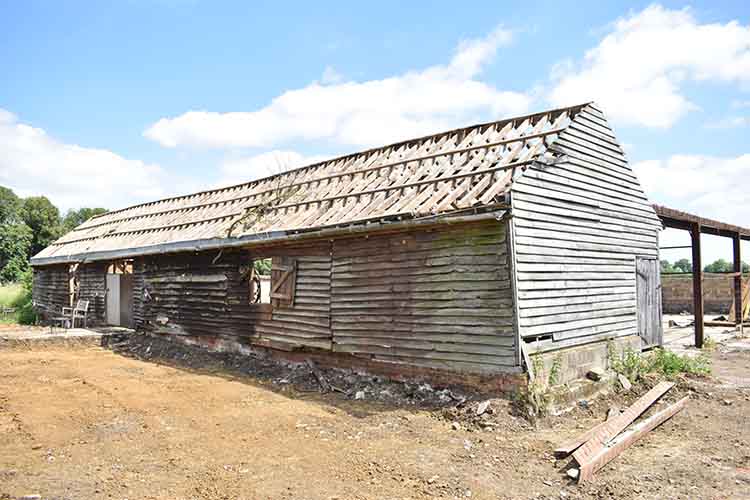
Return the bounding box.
[106,259,134,327]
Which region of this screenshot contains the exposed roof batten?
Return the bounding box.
[31,103,590,265]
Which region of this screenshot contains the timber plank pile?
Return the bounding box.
[555,382,688,483]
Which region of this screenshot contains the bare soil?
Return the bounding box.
[1,334,749,500]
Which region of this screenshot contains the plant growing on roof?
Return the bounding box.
[225,154,305,238]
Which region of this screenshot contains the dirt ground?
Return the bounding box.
[1,335,749,500]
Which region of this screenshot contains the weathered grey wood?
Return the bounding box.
[511,106,661,349]
[517,286,635,300]
[520,298,636,317]
[520,307,636,327]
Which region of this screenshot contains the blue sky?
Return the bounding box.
[1,1,749,262]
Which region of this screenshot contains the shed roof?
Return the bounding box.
[32,103,591,265]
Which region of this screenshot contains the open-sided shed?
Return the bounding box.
[30,103,663,386]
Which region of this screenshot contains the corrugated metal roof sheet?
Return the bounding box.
[32,103,588,265]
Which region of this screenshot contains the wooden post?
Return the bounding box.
[733,233,742,325]
[691,223,704,348]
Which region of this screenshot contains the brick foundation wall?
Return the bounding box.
[531,335,642,387]
[661,274,737,314]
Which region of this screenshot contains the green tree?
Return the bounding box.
[0,186,22,225]
[0,223,33,283]
[673,258,692,273]
[744,261,750,274]
[20,196,62,257]
[660,260,675,274]
[253,258,272,275]
[62,207,108,232]
[704,259,733,273]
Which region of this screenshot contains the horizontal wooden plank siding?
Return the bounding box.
[133,245,333,350]
[511,104,661,345]
[331,220,517,373]
[137,252,245,338]
[77,262,107,324]
[32,265,70,315]
[251,243,333,350]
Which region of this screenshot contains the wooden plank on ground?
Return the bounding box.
[571,381,673,480]
[576,396,689,483]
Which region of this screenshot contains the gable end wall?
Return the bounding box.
[510,104,662,349]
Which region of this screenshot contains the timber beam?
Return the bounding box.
[691,223,704,348]
[733,233,743,325]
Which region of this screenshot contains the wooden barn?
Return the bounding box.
[30,103,663,387]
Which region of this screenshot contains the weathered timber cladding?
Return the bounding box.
[137,251,250,338]
[133,244,333,350]
[132,258,145,328]
[511,104,661,345]
[250,242,332,350]
[330,220,516,373]
[77,262,107,324]
[32,265,70,314]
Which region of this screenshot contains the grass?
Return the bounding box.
[608,343,711,382]
[0,280,35,325]
[513,355,564,421]
[0,283,23,307]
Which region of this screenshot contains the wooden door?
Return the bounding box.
[106,274,121,326]
[636,257,662,347]
[120,274,133,328]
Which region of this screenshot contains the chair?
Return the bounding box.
[63,300,90,328]
[51,300,90,330]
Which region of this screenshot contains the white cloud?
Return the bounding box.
[705,116,748,129]
[0,109,186,212]
[144,27,531,149]
[632,153,750,227]
[215,150,331,187]
[549,5,750,128]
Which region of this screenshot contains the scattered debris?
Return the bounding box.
[103,333,482,409]
[586,368,605,381]
[475,401,491,416]
[451,422,461,431]
[566,468,579,480]
[669,318,694,328]
[606,407,622,420]
[306,360,331,393]
[618,374,633,391]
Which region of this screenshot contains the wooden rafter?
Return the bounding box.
[34,104,587,264]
